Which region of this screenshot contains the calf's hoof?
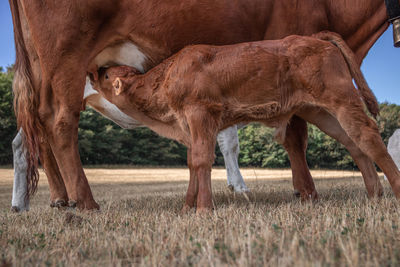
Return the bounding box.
[300,190,319,202]
[181,204,195,215]
[196,207,213,215]
[50,199,68,209]
[76,199,100,210]
[366,186,384,199]
[293,190,301,198]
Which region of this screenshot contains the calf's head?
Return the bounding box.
[92,66,142,97]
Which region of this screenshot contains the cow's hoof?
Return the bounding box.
[228,185,250,193]
[10,206,20,213]
[68,200,77,208]
[241,192,251,202]
[293,190,301,198]
[50,199,68,208]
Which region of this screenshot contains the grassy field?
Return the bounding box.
[1,168,400,266]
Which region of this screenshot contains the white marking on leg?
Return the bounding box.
[217,125,249,192]
[11,128,29,211]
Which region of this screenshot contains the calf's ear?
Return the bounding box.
[113,78,125,95]
[88,63,99,81]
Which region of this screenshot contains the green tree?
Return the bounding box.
[377,103,400,145]
[78,108,188,165]
[2,67,400,170]
[238,124,289,168]
[0,67,17,164]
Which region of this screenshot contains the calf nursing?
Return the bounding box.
[92,32,400,212]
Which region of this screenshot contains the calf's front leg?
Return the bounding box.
[186,107,219,213]
[182,148,198,213]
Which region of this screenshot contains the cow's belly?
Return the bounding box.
[84,42,148,129]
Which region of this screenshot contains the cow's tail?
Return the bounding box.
[313,31,379,118]
[9,0,42,198]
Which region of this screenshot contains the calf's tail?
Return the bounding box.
[313,31,379,118]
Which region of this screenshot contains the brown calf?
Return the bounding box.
[92,32,400,212]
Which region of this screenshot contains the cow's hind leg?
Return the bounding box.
[283,116,318,201]
[297,107,383,198]
[327,99,400,198]
[217,125,249,193]
[12,129,69,211]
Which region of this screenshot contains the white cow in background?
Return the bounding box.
[385,129,400,181]
[11,79,249,212]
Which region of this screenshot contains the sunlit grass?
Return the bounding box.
[1,168,399,266]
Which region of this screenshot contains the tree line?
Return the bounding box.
[1,67,400,169]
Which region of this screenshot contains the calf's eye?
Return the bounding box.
[105,73,109,80]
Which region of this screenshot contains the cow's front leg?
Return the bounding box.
[217,125,249,193]
[283,116,318,201]
[39,138,69,208]
[40,72,99,210]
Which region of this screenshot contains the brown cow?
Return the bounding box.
[9,0,391,209]
[91,32,400,212]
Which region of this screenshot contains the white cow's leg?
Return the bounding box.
[217,125,249,192]
[11,129,29,212]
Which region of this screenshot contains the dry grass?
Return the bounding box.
[1,168,400,266]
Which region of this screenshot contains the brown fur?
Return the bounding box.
[9,0,389,208]
[92,32,400,211]
[313,31,380,118]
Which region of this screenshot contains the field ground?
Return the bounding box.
[1,168,400,266]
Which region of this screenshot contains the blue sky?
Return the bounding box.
[1,2,399,104]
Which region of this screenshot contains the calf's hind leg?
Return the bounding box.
[327,99,400,198]
[297,107,383,198]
